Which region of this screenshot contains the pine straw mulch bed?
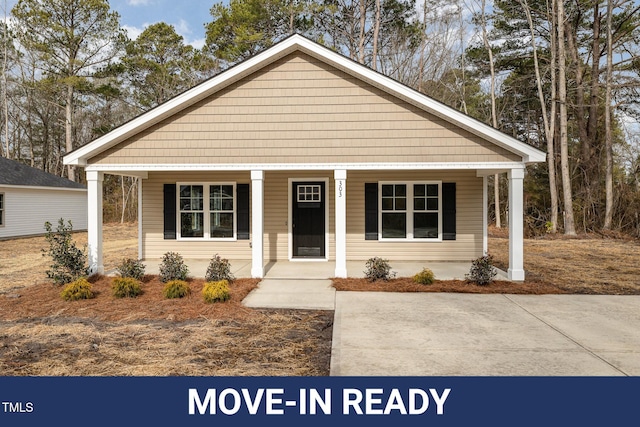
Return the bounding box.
[332,277,568,294]
[0,276,333,376]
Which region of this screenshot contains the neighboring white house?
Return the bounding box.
[0,157,87,239]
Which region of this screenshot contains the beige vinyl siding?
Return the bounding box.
[345,170,483,261]
[89,52,520,166]
[141,171,252,261]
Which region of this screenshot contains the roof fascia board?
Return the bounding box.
[0,184,87,192]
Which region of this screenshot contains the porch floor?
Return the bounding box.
[139,259,508,281]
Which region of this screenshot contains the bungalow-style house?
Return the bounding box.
[64,35,545,281]
[0,156,87,239]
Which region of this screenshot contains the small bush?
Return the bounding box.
[364,257,396,282]
[466,255,498,285]
[205,254,235,283]
[159,252,189,283]
[111,277,143,298]
[42,218,88,286]
[413,268,435,285]
[116,258,146,280]
[61,278,94,301]
[163,280,191,299]
[202,280,231,303]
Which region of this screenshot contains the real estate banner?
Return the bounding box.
[1,376,638,426]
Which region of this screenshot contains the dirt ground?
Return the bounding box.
[1,223,639,376]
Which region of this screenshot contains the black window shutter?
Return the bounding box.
[442,182,456,240]
[163,183,177,240]
[237,184,250,240]
[365,183,378,240]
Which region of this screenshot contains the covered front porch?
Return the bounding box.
[138,259,510,281]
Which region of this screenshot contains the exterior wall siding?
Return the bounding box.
[0,187,87,239]
[141,170,481,263]
[89,52,520,166]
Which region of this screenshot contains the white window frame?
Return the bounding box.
[378,181,442,241]
[177,182,237,241]
[0,193,4,227]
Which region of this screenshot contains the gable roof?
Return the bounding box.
[64,34,545,167]
[0,157,86,189]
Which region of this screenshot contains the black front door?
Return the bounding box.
[292,181,325,258]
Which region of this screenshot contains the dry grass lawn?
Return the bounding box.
[1,223,639,376]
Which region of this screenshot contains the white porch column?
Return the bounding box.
[137,177,143,260]
[334,169,347,278]
[251,170,264,278]
[86,170,104,275]
[508,167,525,281]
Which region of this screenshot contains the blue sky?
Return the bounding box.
[111,0,216,48]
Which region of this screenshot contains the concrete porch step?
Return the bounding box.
[241,279,336,310]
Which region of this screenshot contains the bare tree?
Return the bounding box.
[519,0,558,233]
[556,0,576,235]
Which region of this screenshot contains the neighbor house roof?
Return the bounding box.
[0,156,86,189]
[64,34,546,167]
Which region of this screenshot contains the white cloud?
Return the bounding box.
[122,24,144,40]
[127,0,152,5]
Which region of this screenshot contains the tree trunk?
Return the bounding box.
[520,0,558,232]
[65,84,76,181]
[481,0,500,227]
[603,0,614,230]
[371,0,380,71]
[557,0,576,235]
[357,0,367,64]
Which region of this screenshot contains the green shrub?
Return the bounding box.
[116,258,146,280]
[205,254,235,283]
[466,255,498,285]
[163,280,191,299]
[159,252,189,283]
[111,277,143,298]
[413,268,435,285]
[60,278,94,301]
[364,257,396,282]
[202,280,231,303]
[42,218,88,286]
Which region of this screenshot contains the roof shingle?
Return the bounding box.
[0,157,86,189]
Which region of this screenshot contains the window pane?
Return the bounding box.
[427,184,438,197]
[395,184,406,197]
[211,213,233,238]
[382,197,393,211]
[180,185,203,211]
[414,213,438,238]
[427,198,438,211]
[395,197,406,210]
[414,198,425,211]
[181,212,204,237]
[382,184,394,197]
[382,213,406,238]
[414,184,425,197]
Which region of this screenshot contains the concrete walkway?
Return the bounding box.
[330,292,640,376]
[242,279,336,310]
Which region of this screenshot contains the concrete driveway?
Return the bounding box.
[330,292,640,376]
